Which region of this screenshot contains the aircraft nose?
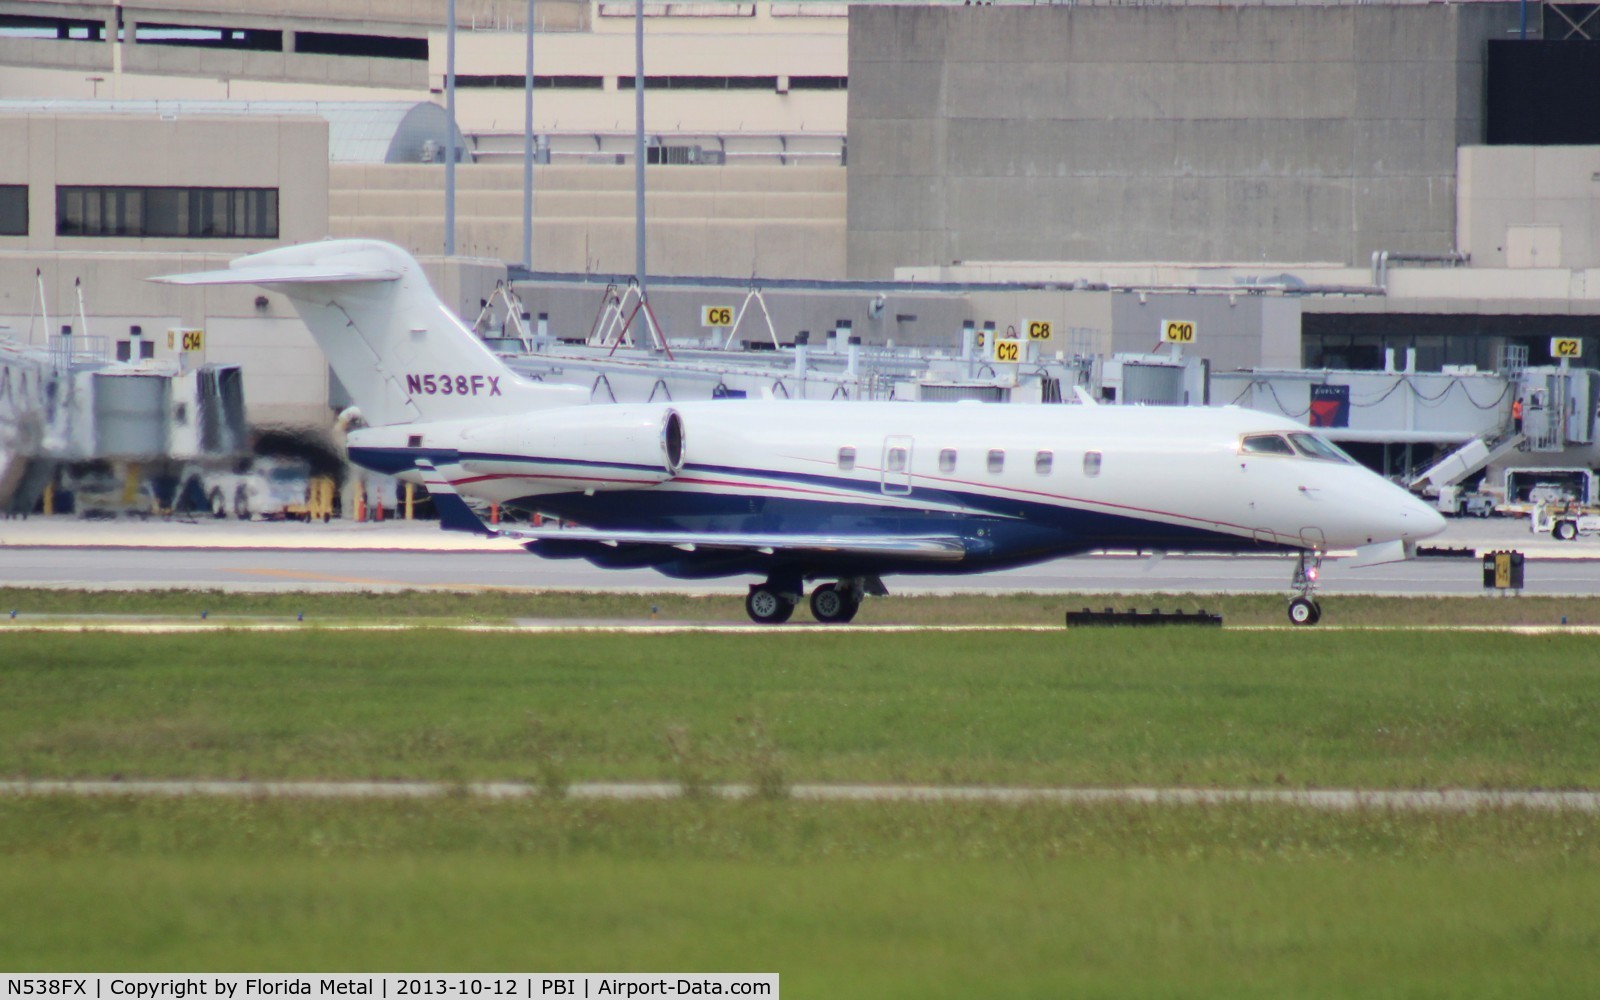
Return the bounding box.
[1393,492,1448,541]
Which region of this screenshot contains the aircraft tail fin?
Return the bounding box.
[154,240,585,426]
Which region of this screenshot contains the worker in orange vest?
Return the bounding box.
[1512,397,1524,433]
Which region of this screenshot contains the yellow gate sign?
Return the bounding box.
[167,328,204,352]
[1023,319,1053,342]
[1551,337,1583,359]
[993,338,1022,363]
[1161,320,1197,344]
[701,305,734,327]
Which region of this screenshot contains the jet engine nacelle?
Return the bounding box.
[349,404,684,502]
[455,405,684,496]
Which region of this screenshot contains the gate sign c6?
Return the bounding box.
[1551,337,1583,359]
[1162,320,1197,344]
[993,338,1023,364]
[702,305,734,327]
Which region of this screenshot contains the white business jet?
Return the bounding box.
[157,240,1445,625]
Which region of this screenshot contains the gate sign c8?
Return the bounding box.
[1023,319,1053,342]
[993,338,1023,364]
[701,305,734,328]
[1551,337,1584,359]
[1162,319,1197,344]
[168,328,204,352]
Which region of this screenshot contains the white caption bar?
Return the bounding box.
[1,976,777,1000]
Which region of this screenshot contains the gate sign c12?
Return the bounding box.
[1162,319,1197,344]
[1023,319,1053,342]
[702,305,734,327]
[992,338,1023,363]
[1551,337,1583,359]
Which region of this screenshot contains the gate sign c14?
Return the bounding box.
[1023,319,1053,342]
[1551,337,1583,359]
[702,305,734,328]
[1162,320,1197,344]
[168,328,204,352]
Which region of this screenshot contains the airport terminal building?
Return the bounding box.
[1,0,1598,430]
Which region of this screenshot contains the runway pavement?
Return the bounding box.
[1,513,1595,595]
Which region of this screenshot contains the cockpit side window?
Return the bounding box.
[1240,434,1295,456]
[1288,433,1352,464]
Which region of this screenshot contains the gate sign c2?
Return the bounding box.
[1023,319,1053,342]
[701,305,734,327]
[168,328,204,352]
[1162,320,1197,344]
[1551,337,1583,359]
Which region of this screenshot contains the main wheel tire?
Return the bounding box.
[208,487,226,520]
[1288,597,1320,626]
[809,583,860,624]
[1554,520,1579,541]
[745,586,795,625]
[233,484,251,521]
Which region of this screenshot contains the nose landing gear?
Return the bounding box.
[1287,549,1324,626]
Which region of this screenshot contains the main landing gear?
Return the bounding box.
[1287,549,1324,626]
[744,576,878,625]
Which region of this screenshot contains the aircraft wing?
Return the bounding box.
[417,462,969,562]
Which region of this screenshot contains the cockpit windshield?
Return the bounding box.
[1240,434,1295,456]
[1239,432,1352,463]
[1287,433,1352,463]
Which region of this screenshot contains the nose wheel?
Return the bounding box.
[1287,550,1324,626]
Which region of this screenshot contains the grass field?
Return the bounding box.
[3,629,1599,787]
[6,585,1600,626]
[5,614,1600,993]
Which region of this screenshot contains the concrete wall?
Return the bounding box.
[0,112,330,253]
[331,162,845,277]
[1459,145,1600,270]
[848,3,1521,279]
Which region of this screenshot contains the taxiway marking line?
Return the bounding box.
[3,780,1597,812]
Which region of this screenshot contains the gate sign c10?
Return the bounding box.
[1162,319,1197,344]
[701,305,734,327]
[1023,319,1053,342]
[1551,337,1584,359]
[993,338,1023,364]
[168,328,204,352]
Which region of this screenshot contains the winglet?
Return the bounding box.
[416,460,496,536]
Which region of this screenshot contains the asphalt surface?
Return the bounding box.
[0,514,1595,595]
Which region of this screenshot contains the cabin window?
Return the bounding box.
[837,446,856,471]
[1288,433,1351,464]
[1083,451,1102,477]
[1035,450,1053,475]
[939,448,957,473]
[886,447,908,473]
[987,449,1005,474]
[1240,434,1295,457]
